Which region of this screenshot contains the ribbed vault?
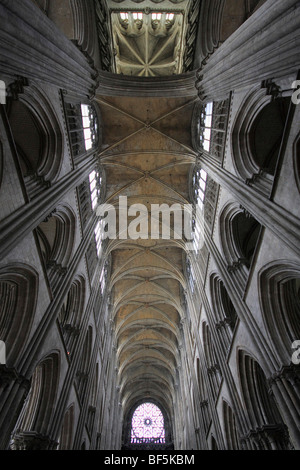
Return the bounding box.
[96,92,197,423]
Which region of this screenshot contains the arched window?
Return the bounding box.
[130,402,166,444]
[78,167,104,230]
[192,99,229,161]
[64,97,100,162]
[191,166,219,251]
[81,104,98,151]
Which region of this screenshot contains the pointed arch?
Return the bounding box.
[259,261,300,364]
[238,350,290,450]
[219,201,262,289]
[10,352,60,450]
[232,88,290,195]
[7,84,64,198]
[222,400,240,450]
[59,276,86,356]
[59,404,75,450]
[210,274,238,354]
[0,264,38,366]
[37,205,76,292]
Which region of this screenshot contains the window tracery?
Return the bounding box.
[131,403,166,444]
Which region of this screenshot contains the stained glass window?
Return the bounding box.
[131,403,166,444]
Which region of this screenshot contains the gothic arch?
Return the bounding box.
[219,201,261,288]
[259,261,300,365]
[59,276,86,356]
[7,84,63,198]
[222,399,240,450]
[210,274,238,354]
[202,321,222,399]
[122,399,173,450]
[10,352,60,450]
[232,88,289,194]
[0,264,38,366]
[59,404,75,450]
[211,435,218,449]
[37,205,76,292]
[237,349,290,450]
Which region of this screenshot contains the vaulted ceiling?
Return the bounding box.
[96,92,198,418]
[106,0,191,76]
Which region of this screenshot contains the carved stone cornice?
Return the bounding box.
[10,431,58,451]
[96,70,197,98]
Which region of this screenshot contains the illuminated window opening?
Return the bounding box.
[81,104,98,151]
[120,12,128,20]
[192,169,208,252]
[152,12,162,20]
[199,102,213,152]
[89,170,102,211]
[133,12,143,20]
[99,266,106,294]
[166,13,174,21]
[95,219,105,258]
[131,403,166,444]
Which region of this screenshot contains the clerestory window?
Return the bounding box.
[133,12,143,20]
[199,102,213,152]
[194,168,208,211]
[192,168,208,252]
[152,12,162,20]
[166,13,174,21]
[81,104,98,151]
[89,170,102,211]
[95,219,105,258]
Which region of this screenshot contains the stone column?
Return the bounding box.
[196,0,300,101]
[0,366,30,449]
[0,0,98,97]
[269,365,300,449]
